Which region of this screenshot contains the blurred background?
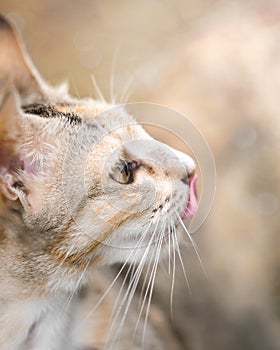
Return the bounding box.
[1,1,280,349]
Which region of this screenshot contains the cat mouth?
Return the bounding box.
[181,173,198,220]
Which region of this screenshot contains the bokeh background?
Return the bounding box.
[1,1,280,349]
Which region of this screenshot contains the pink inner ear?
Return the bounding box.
[22,156,40,175]
[0,150,39,182]
[0,151,40,205]
[0,149,10,175]
[0,149,22,201]
[0,149,23,176]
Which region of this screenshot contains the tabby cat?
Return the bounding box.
[0,15,197,350]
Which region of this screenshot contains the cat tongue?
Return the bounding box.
[181,173,198,220]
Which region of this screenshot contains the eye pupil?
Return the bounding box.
[123,161,129,176]
[110,160,140,184]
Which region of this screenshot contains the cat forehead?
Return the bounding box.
[22,100,136,130]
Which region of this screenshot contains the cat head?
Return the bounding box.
[0,15,197,284]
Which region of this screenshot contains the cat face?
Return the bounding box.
[0,15,197,283]
[58,106,197,265]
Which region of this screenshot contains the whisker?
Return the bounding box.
[170,230,176,320]
[105,221,153,343]
[50,241,82,293]
[109,45,120,104]
[173,226,191,295]
[84,229,149,322]
[119,73,135,104]
[107,255,147,348]
[108,223,155,321]
[63,259,90,309]
[107,220,160,348]
[176,212,206,275]
[142,229,164,347]
[70,77,82,100]
[168,223,171,274]
[91,74,106,103]
[134,222,168,342]
[133,230,160,339]
[138,220,161,307]
[109,258,137,322]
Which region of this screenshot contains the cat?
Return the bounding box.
[0,14,198,350]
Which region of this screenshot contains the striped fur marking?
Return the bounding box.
[22,103,82,125]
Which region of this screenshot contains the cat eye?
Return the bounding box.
[110,160,140,184]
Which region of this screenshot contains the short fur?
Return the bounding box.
[0,15,196,350]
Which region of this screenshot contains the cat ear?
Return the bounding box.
[0,89,25,202]
[0,14,65,103]
[0,89,50,212]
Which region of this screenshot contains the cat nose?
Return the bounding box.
[181,169,195,185]
[168,147,196,178]
[169,148,196,185]
[166,146,196,171]
[164,145,196,183]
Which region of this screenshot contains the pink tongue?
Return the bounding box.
[182,173,198,220]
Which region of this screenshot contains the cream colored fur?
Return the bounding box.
[0,15,196,350]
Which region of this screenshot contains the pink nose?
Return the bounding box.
[181,168,195,185]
